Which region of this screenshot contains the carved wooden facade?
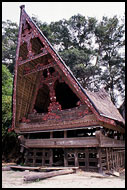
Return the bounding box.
[11,5,125,172]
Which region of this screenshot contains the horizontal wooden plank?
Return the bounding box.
[95,131,125,148]
[25,137,99,148]
[39,167,79,170]
[10,165,40,170]
[18,114,99,133]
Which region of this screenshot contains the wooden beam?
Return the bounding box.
[25,137,99,148]
[97,148,102,173]
[74,149,79,167]
[95,131,125,148]
[10,165,40,171]
[64,149,68,167]
[23,62,56,76]
[39,167,79,171]
[24,169,75,182]
[18,50,48,66]
[64,131,67,138]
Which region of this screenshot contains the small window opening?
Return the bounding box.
[79,162,85,166]
[89,162,97,167]
[68,161,75,166]
[28,152,33,156]
[89,153,97,158]
[28,159,33,163]
[36,159,42,164]
[36,152,42,156]
[68,153,75,158]
[78,153,85,158]
[53,148,64,166]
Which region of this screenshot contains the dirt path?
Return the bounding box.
[2,169,125,188]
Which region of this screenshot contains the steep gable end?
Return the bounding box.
[10,5,124,133]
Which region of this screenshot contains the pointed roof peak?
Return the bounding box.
[20,5,25,10]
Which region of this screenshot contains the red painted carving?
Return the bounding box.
[21,117,31,123]
[42,69,62,116]
[23,62,55,76]
[48,102,62,112]
[77,109,92,117]
[42,112,60,121]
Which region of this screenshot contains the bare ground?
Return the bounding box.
[2,169,125,188]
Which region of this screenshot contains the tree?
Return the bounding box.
[2,64,13,140]
[2,64,20,162]
[2,20,18,74]
[94,16,125,105]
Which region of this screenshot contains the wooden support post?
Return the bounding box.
[64,131,67,138]
[42,149,45,166]
[24,150,28,166]
[111,149,114,169]
[120,152,122,166]
[106,148,109,171]
[74,149,79,167]
[33,149,36,166]
[116,151,118,170]
[27,134,30,139]
[97,148,102,173]
[85,148,89,171]
[64,149,68,167]
[50,131,53,138]
[114,151,116,170]
[49,149,53,166]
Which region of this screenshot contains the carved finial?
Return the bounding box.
[20,5,25,10]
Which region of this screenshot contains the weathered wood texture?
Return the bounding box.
[24,169,74,181]
[95,131,125,147]
[10,165,40,171]
[97,147,125,172]
[21,130,125,149]
[24,147,99,171]
[18,105,99,133]
[25,137,99,148]
[17,115,99,132]
[2,166,12,171]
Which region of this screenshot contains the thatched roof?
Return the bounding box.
[85,88,125,124]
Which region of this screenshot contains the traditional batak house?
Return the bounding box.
[10,5,125,172]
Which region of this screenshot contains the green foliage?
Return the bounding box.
[2,64,13,140]
[2,20,18,74]
[2,64,19,162]
[94,16,125,105]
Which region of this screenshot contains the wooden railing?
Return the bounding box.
[25,137,99,148]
